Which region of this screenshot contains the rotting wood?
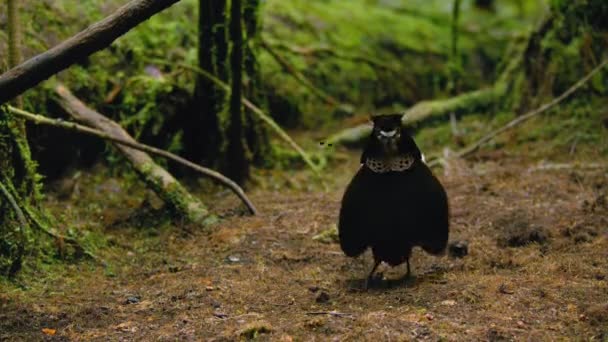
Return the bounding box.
[0,0,181,104]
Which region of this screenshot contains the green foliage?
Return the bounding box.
[260,0,543,127]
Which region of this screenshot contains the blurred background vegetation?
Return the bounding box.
[6,0,601,182]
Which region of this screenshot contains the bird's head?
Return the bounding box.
[370,113,403,154]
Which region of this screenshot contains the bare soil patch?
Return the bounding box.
[1,154,607,341]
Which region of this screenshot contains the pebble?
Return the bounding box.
[227,255,241,263]
[315,292,330,304]
[448,241,469,258]
[125,296,140,304]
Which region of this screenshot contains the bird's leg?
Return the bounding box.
[365,259,382,289]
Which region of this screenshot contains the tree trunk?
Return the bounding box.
[514,0,608,112]
[243,0,270,165]
[225,0,249,184]
[185,0,227,166]
[186,0,269,178]
[7,0,23,109]
[0,105,41,276]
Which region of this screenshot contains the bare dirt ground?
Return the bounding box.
[1,152,607,341]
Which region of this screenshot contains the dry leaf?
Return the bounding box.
[42,328,56,336]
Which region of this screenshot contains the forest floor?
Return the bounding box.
[1,149,607,341]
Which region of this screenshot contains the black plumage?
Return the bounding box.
[338,114,449,286]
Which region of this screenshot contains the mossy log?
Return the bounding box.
[0,0,181,104]
[54,85,211,223]
[327,86,503,147]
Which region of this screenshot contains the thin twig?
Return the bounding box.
[527,162,606,172]
[7,105,258,215]
[0,178,27,273]
[428,59,608,168]
[0,179,28,233]
[306,311,354,318]
[148,58,320,174]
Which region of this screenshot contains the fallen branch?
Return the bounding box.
[55,84,211,221]
[6,105,258,216]
[428,59,608,167]
[259,39,341,107]
[149,59,320,174]
[0,0,181,103]
[527,162,606,172]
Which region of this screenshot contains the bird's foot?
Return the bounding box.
[398,271,415,286]
[364,272,384,290]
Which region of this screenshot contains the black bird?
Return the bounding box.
[338,114,449,287]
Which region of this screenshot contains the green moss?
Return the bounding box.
[138,162,209,224]
[260,0,541,127]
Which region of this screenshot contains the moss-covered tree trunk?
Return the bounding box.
[225,0,249,184]
[243,0,270,165]
[185,0,228,166]
[186,0,270,183]
[0,105,41,276]
[6,0,26,144]
[512,0,608,113]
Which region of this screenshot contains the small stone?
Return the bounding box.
[308,286,320,293]
[205,286,214,291]
[125,296,140,304]
[517,320,525,327]
[425,313,434,321]
[441,299,457,306]
[227,255,240,263]
[315,291,330,304]
[448,241,469,258]
[498,284,514,294]
[213,312,228,319]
